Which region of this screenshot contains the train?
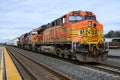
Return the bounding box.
[7,10,108,62]
[6,37,19,46]
[105,38,120,49]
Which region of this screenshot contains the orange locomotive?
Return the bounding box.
[18,10,108,62]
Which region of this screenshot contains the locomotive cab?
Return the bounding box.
[66,11,108,62]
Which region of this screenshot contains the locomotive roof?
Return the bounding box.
[35,10,96,31]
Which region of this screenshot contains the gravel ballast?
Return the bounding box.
[13,47,120,80]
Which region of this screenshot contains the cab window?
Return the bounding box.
[69,16,82,23]
[85,16,96,21]
[61,16,66,24]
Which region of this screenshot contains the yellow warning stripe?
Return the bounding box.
[4,47,22,80]
[0,47,3,80]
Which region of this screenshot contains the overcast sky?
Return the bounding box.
[0,0,120,43]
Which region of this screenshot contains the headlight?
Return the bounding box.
[83,38,87,42]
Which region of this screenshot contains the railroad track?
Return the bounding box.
[68,60,120,77]
[84,63,120,76]
[6,46,69,80]
[6,46,120,79]
[108,55,120,59]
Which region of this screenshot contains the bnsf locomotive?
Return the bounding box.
[16,10,108,62]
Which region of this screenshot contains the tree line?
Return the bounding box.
[104,30,120,38]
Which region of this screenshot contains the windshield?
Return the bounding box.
[69,16,82,22]
[85,16,96,21]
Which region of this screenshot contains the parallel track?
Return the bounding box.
[108,55,120,59]
[6,46,69,80]
[7,47,37,80]
[85,63,120,76]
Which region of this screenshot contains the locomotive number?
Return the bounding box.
[80,30,97,35]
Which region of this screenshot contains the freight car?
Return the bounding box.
[17,10,108,62]
[6,37,19,46]
[105,38,120,49]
